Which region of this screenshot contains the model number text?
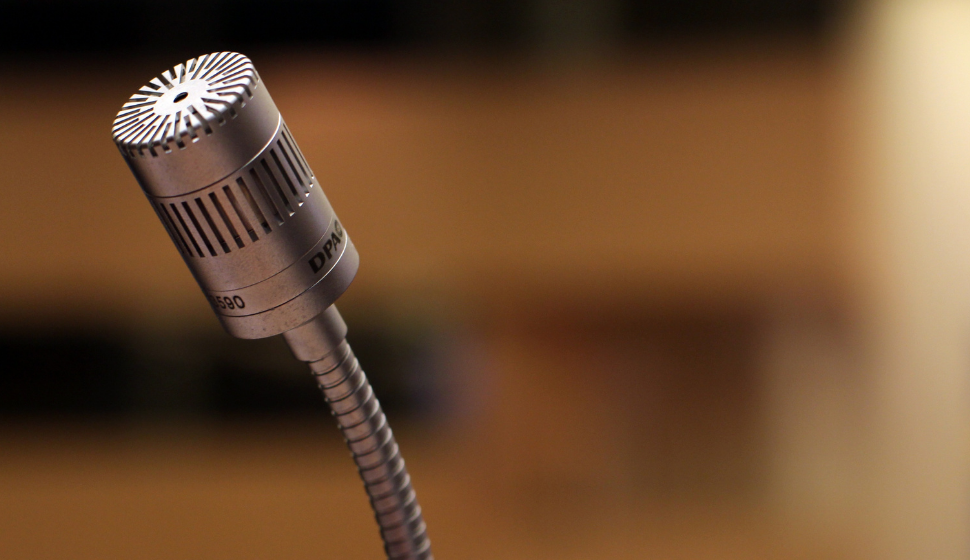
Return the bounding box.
[208,295,246,310]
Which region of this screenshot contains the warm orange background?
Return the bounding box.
[2,4,968,557]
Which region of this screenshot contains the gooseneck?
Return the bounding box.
[283,307,433,560]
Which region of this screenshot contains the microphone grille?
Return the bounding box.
[112,51,360,339]
[112,52,259,158]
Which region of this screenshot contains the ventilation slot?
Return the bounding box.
[247,169,284,225]
[269,150,306,201]
[195,198,231,253]
[281,126,312,181]
[155,203,190,256]
[170,203,204,257]
[234,178,272,234]
[276,139,309,196]
[260,158,294,215]
[144,124,322,260]
[189,106,213,135]
[210,192,245,248]
[181,201,216,257]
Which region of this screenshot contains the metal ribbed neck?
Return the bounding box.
[113,52,259,157]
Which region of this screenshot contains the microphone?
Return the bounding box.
[112,52,432,560]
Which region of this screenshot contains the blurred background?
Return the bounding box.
[1,0,969,558]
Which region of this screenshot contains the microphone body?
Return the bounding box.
[114,52,358,339]
[113,53,432,560]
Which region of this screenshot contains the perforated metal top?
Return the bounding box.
[112,52,260,157]
[112,52,282,198]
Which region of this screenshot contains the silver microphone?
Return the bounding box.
[113,52,432,560]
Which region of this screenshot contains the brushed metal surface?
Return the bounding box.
[113,52,358,339]
[285,308,433,560]
[113,53,430,559]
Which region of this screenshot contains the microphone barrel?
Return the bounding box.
[113,52,359,339]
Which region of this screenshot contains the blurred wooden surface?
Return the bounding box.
[0,45,864,559]
[0,425,854,560]
[0,46,839,326]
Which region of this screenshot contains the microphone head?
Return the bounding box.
[113,52,359,339]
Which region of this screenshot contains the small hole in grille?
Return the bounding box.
[235,177,271,233]
[195,198,231,253]
[223,186,259,242]
[277,139,309,197]
[260,157,294,216]
[211,192,245,248]
[170,203,203,257]
[281,126,312,180]
[181,201,216,257]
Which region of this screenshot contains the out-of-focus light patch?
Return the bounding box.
[852,1,970,559]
